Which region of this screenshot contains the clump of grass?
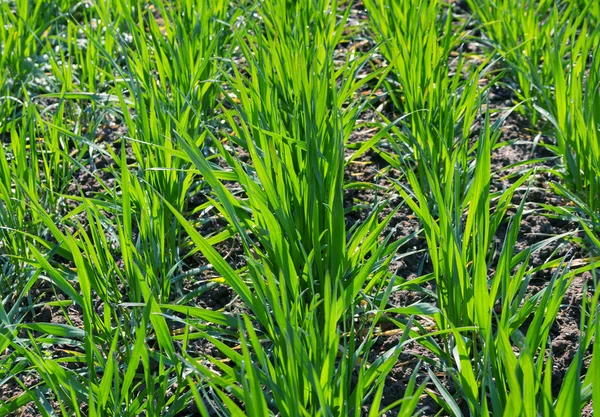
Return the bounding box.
[364,0,484,204]
[534,25,600,250]
[169,1,424,414]
[469,0,600,247]
[466,0,577,124]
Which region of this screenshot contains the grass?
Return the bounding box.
[0,0,598,416]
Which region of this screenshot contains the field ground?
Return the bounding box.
[0,0,599,416]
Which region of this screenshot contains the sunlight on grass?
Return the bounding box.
[0,0,598,416]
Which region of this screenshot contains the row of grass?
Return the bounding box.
[0,0,599,416]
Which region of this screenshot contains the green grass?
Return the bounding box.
[0,0,598,416]
[468,0,600,251]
